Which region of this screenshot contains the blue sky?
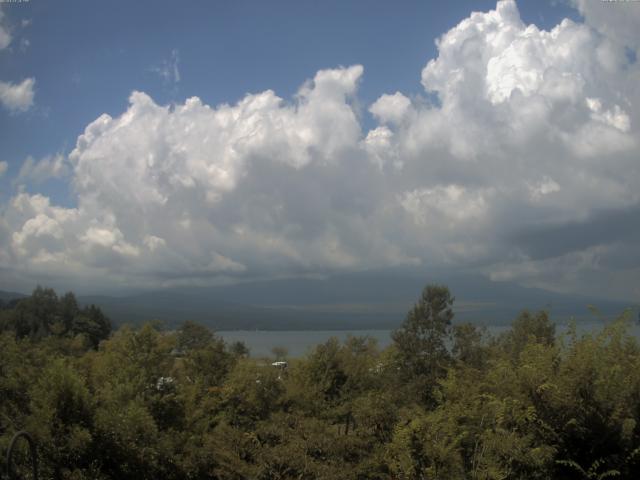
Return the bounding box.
[1,0,578,203]
[1,0,639,301]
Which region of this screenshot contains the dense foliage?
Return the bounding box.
[1,285,639,479]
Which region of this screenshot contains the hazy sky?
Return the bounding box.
[0,0,639,301]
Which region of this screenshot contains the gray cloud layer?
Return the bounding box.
[1,0,639,300]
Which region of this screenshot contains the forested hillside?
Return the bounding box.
[1,285,639,479]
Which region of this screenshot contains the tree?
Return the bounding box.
[300,337,348,405]
[11,286,59,339]
[71,304,112,348]
[58,291,80,334]
[387,408,465,480]
[452,322,487,369]
[229,340,250,359]
[27,359,95,479]
[177,320,213,351]
[499,310,555,360]
[221,359,284,428]
[392,284,454,405]
[0,288,110,348]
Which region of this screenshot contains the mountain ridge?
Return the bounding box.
[2,271,635,330]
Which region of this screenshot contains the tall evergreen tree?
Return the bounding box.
[392,284,454,405]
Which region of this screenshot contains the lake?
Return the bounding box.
[218,320,640,358]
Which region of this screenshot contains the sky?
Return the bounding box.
[0,0,639,301]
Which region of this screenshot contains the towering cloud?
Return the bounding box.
[1,1,638,299]
[364,0,639,297]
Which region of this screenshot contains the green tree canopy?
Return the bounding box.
[392,284,454,405]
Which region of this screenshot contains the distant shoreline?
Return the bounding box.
[217,320,640,358]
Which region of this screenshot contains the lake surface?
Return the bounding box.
[218,320,640,358]
[217,329,393,357]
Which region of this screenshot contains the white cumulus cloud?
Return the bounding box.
[370,92,413,125]
[0,77,35,113]
[572,0,640,51]
[17,154,69,184]
[1,1,639,300]
[0,7,11,50]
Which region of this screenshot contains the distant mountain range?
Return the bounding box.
[0,290,27,303]
[3,270,635,331]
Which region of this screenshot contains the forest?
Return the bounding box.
[1,285,639,479]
